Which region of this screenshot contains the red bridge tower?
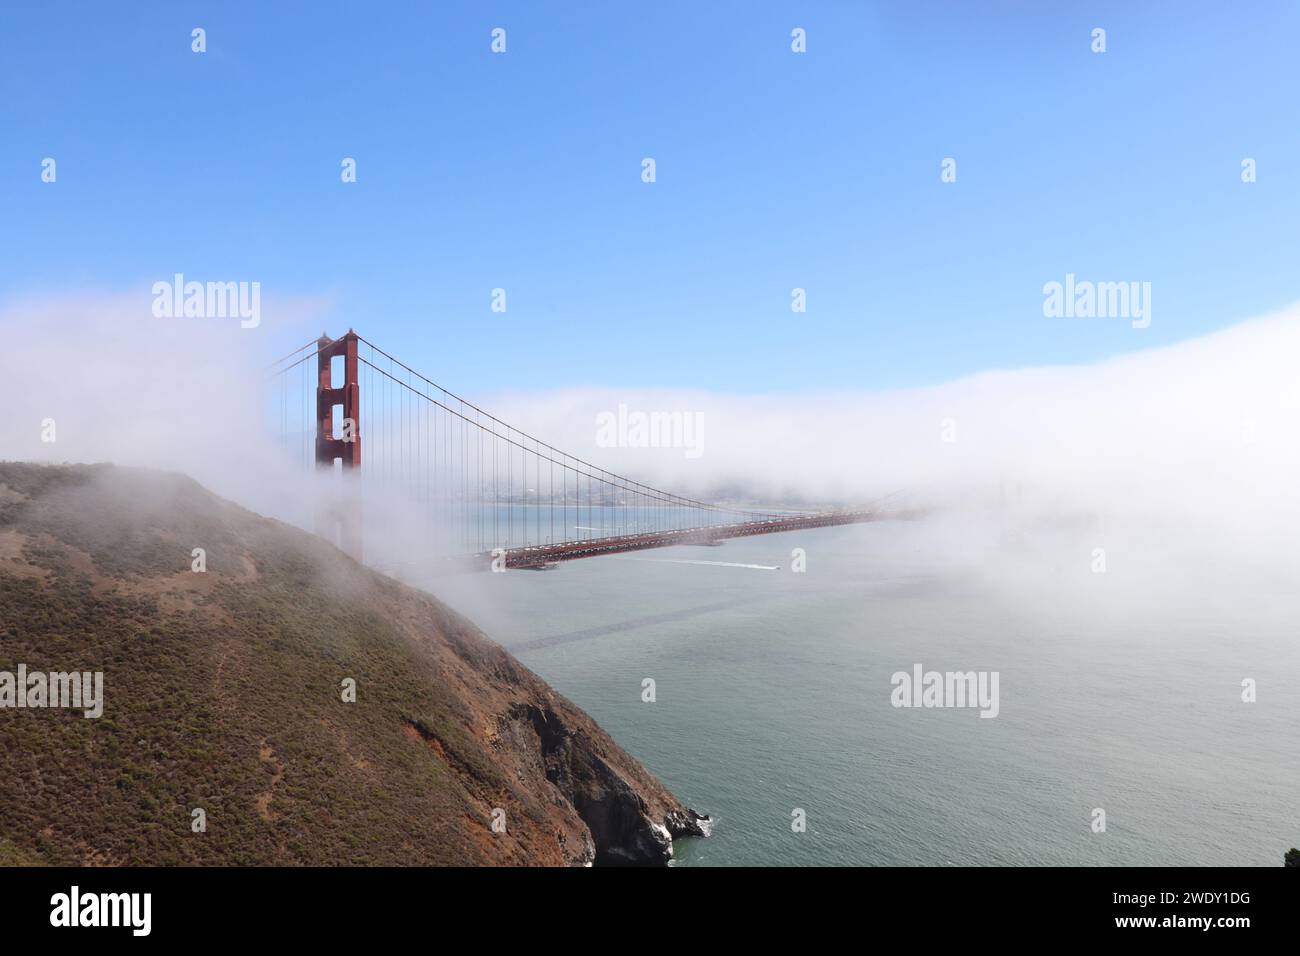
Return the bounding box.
[315,330,362,560]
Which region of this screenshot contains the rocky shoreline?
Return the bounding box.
[503,702,710,864]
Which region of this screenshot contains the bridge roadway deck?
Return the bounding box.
[480,509,904,569]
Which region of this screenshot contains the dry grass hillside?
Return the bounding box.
[0,462,705,866]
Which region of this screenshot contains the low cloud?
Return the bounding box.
[491,304,1299,524]
[3,289,1298,607]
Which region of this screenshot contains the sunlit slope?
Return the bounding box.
[0,462,705,866]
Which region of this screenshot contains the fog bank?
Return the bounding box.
[3,291,1297,605]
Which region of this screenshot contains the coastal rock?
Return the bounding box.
[503,702,710,864]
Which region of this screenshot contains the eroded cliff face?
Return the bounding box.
[503,702,708,865]
[0,462,706,866]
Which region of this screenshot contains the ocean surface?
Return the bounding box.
[433,518,1300,866]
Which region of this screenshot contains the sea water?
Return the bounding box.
[434,519,1300,866]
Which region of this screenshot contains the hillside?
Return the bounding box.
[0,462,706,865]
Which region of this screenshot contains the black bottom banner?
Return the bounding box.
[0,865,1291,942]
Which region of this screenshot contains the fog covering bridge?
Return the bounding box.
[270,331,895,569]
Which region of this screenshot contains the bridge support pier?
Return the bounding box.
[315,331,363,562]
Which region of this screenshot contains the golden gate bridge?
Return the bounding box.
[272,331,899,569]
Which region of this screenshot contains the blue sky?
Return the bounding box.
[3,1,1298,392]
